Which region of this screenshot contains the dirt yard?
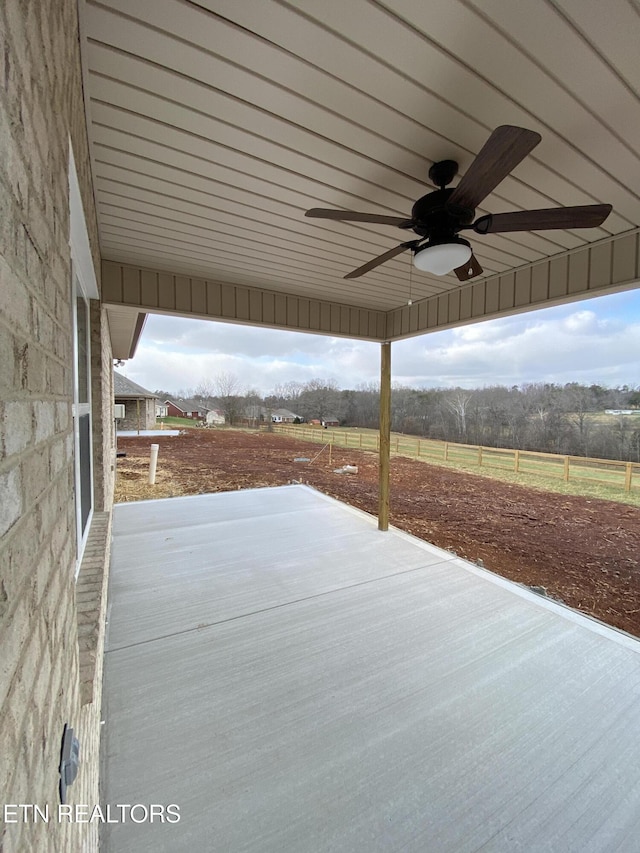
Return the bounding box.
[115,428,640,637]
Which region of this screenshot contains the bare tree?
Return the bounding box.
[271,381,304,406]
[244,387,265,429]
[349,382,380,430]
[176,386,195,400]
[212,371,243,425]
[445,390,472,442]
[564,383,597,456]
[297,378,344,422]
[193,379,216,406]
[390,384,414,433]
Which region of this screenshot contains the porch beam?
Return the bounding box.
[101,260,388,341]
[385,229,640,340]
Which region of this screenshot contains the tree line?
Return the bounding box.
[155,374,640,463]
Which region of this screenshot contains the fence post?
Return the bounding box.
[444,442,449,461]
[563,456,570,482]
[478,446,483,467]
[625,462,633,493]
[514,449,520,473]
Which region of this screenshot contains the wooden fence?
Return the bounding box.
[272,425,640,495]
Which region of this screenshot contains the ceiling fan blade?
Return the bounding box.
[454,254,483,282]
[306,208,413,228]
[344,241,418,279]
[473,204,613,234]
[447,126,542,213]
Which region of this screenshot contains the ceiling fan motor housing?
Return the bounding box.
[410,188,475,240]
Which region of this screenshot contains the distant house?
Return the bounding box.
[205,409,226,426]
[114,372,158,431]
[322,416,340,427]
[164,398,208,420]
[156,402,168,418]
[271,408,301,424]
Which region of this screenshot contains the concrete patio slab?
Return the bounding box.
[101,485,640,852]
[116,429,180,436]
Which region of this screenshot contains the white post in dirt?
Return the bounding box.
[378,342,391,531]
[148,443,159,484]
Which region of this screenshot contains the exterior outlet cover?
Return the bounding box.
[114,404,126,419]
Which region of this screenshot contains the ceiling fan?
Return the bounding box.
[305,125,612,282]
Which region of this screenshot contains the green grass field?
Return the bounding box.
[156,416,203,428]
[272,425,640,507]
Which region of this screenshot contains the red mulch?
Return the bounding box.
[116,429,640,637]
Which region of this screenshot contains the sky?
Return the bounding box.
[119,288,640,396]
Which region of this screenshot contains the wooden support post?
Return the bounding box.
[563,456,570,482]
[514,449,520,472]
[378,342,391,531]
[625,461,633,493]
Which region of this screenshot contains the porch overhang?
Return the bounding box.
[81,0,640,359]
[103,225,640,349]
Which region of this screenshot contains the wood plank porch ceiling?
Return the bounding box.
[82,0,640,347]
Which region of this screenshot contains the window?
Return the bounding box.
[69,142,99,572]
[72,272,93,566]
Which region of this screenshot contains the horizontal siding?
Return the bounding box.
[102,261,388,340]
[385,230,640,339]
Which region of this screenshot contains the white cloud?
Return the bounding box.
[394,297,640,388]
[562,310,599,334]
[121,290,640,395]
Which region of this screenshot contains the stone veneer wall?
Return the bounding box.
[116,398,157,432]
[0,1,113,851]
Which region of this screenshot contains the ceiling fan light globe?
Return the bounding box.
[413,241,472,275]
